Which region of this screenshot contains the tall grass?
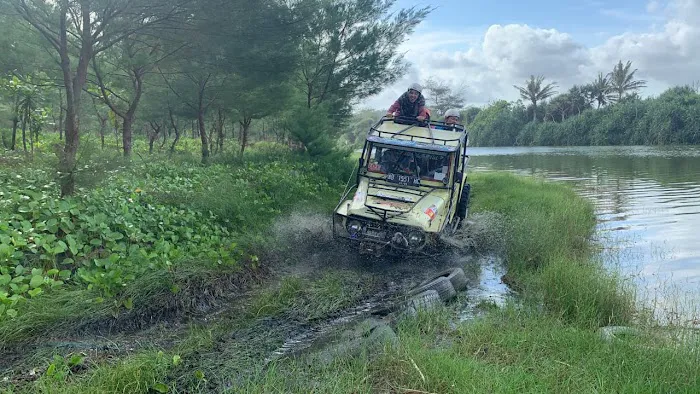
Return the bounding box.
[468,172,635,327]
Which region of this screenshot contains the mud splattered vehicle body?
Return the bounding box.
[333,116,471,255]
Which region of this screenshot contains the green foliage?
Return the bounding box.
[469,100,526,146]
[0,144,353,320]
[472,85,700,147]
[0,166,236,316]
[284,104,341,157]
[513,74,558,122]
[294,0,432,119]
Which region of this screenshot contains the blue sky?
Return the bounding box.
[396,0,658,45]
[362,0,696,109]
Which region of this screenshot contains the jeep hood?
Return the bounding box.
[336,177,451,232]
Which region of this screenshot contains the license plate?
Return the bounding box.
[365,229,385,239]
[386,173,421,186]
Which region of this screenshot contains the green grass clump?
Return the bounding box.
[365,307,700,393]
[30,350,174,394]
[249,271,376,321]
[468,172,635,327]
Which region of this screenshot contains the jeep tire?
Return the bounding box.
[457,183,471,221]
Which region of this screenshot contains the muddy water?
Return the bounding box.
[468,145,700,324]
[265,215,513,362]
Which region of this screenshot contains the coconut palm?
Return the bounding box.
[513,75,558,122]
[590,72,613,108]
[607,60,647,102]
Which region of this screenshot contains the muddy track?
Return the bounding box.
[1,213,513,390]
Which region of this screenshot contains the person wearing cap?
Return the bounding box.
[433,108,462,130]
[386,83,430,122]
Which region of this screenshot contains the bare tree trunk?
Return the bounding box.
[209,116,215,155]
[100,119,106,150]
[239,116,252,155]
[217,109,225,153]
[10,110,18,150]
[148,121,161,154]
[58,1,92,197]
[95,61,144,157]
[21,109,29,152]
[197,77,210,162]
[30,123,35,155]
[532,102,537,122]
[160,124,168,150]
[199,110,209,161]
[58,88,64,140]
[168,107,180,153]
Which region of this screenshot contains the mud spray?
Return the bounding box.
[261,210,515,362]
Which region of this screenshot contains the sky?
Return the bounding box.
[360,0,700,110]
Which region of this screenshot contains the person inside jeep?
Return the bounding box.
[444,108,461,126]
[386,83,430,122]
[378,149,419,176]
[433,108,462,130]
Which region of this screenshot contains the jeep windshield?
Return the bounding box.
[365,144,453,186]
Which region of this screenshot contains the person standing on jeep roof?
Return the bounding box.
[386,83,430,122]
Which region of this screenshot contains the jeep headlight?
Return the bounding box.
[347,220,363,237]
[407,230,425,247]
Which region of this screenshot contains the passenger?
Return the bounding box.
[386,83,430,122]
[432,108,462,131]
[444,108,462,126]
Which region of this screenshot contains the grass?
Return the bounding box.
[2,149,697,393]
[367,306,700,393]
[467,172,635,328]
[231,171,698,393]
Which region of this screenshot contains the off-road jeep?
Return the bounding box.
[333,115,471,255]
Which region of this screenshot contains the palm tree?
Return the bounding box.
[590,72,613,108]
[607,60,647,102]
[513,75,558,122]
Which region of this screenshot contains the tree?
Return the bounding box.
[228,80,292,155]
[11,0,185,196]
[513,75,558,122]
[469,100,526,146]
[157,0,299,162]
[589,72,613,108]
[294,0,431,120]
[422,76,466,116]
[460,107,481,125]
[608,60,647,102]
[91,34,174,157]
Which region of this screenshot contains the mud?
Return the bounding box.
[254,211,514,366]
[1,210,515,390]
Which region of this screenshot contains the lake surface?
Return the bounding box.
[467,146,700,325]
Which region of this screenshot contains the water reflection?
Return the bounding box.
[468,146,700,324]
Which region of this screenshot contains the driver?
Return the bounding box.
[386,83,430,122]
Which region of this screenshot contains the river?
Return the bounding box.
[468,145,700,325]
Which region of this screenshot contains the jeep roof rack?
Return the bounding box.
[367,116,468,150]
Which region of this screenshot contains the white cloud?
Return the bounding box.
[360,0,700,111]
[647,0,661,13]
